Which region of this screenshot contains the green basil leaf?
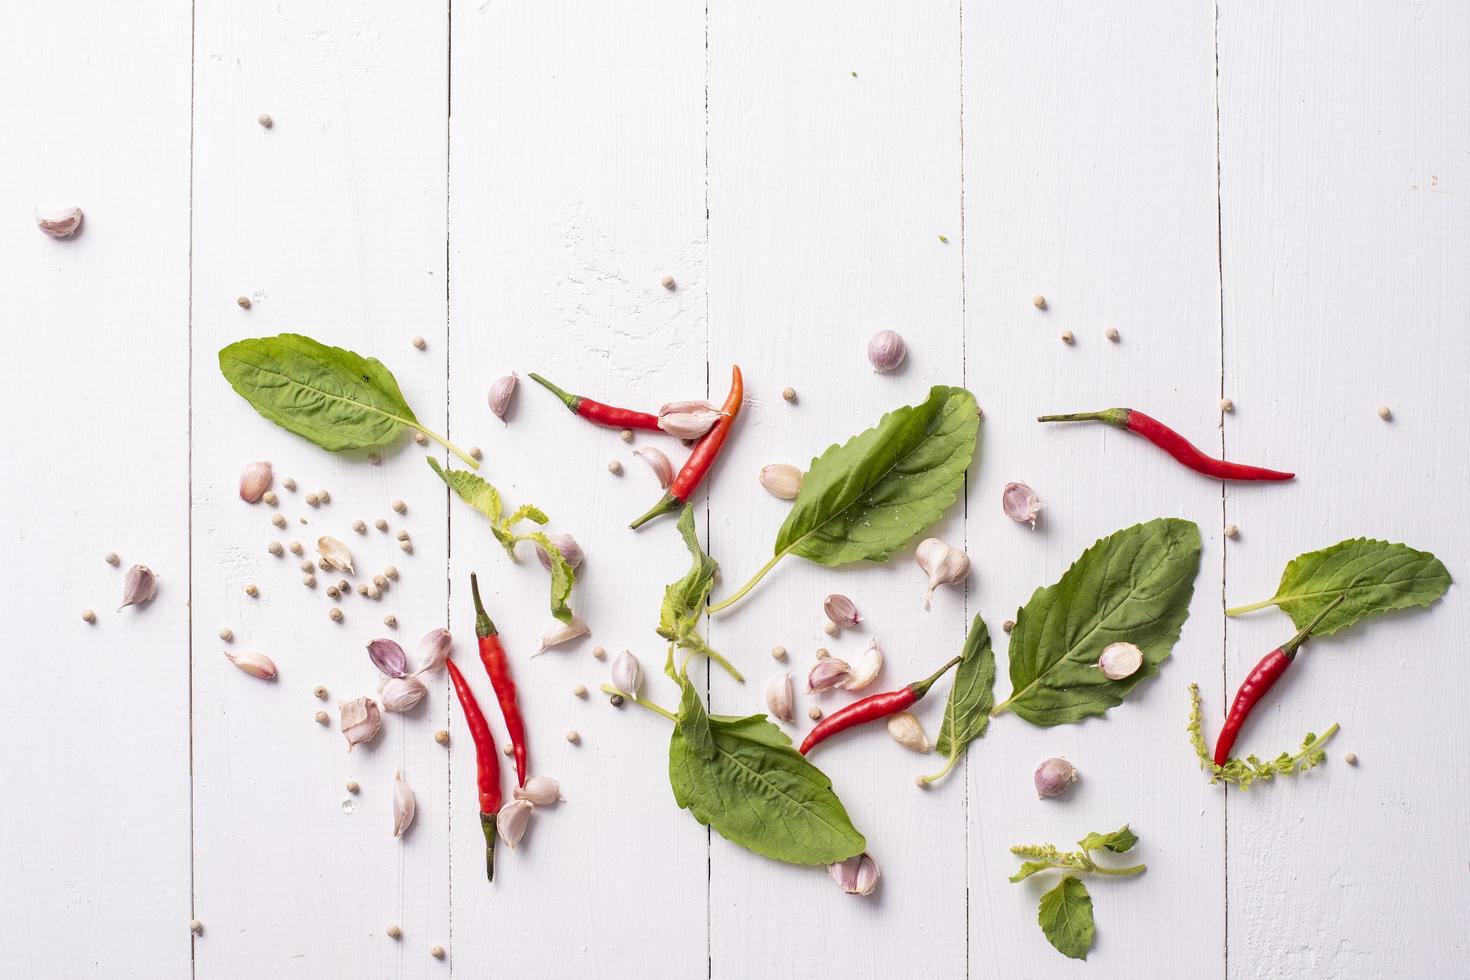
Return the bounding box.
[674,671,714,760]
[923,614,996,785]
[428,459,575,622]
[219,333,418,451]
[1227,538,1451,636]
[774,386,980,566]
[999,518,1201,727]
[1079,825,1137,854]
[1008,861,1055,883]
[658,505,742,681]
[668,712,865,865]
[1037,876,1094,960]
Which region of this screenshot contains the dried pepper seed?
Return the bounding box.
[1003,620,1015,633]
[352,520,366,534]
[262,491,278,506]
[1106,327,1120,342]
[1345,752,1358,765]
[1220,398,1235,413]
[414,431,429,446]
[566,730,580,744]
[772,645,788,661]
[1377,405,1391,420]
[592,645,607,660]
[660,274,676,289]
[190,919,203,935]
[305,493,320,507]
[346,779,359,793]
[610,693,625,707]
[815,648,830,660]
[219,628,234,642]
[298,559,315,573]
[1060,330,1074,345]
[257,113,272,128]
[431,945,445,959]
[357,584,370,597]
[383,566,399,581]
[237,296,252,309]
[313,685,328,699]
[268,541,283,557]
[1225,524,1240,539]
[317,490,330,504]
[469,446,483,460]
[387,924,402,939]
[392,500,407,514]
[105,551,120,565]
[272,514,287,529]
[326,586,340,599]
[282,477,296,491]
[782,387,797,402]
[368,452,382,465]
[314,711,329,725]
[1032,294,1047,310]
[82,609,96,623]
[375,518,389,531]
[373,575,389,589]
[412,336,427,350]
[823,620,838,636]
[395,529,410,542]
[607,460,622,475]
[503,742,514,756]
[303,574,317,588]
[288,541,303,555]
[245,584,259,597]
[572,684,588,698]
[399,541,413,553]
[620,428,634,443]
[434,729,450,745]
[383,614,397,627]
[808,707,823,721]
[329,608,343,622]
[337,580,349,592]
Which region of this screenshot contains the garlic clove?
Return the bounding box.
[414,627,453,674]
[239,461,273,503]
[340,697,382,751]
[316,536,355,575]
[537,616,589,653]
[367,638,408,678]
[119,564,159,610]
[513,775,561,806]
[535,533,585,571]
[497,799,534,850]
[1097,641,1143,680]
[224,650,277,680]
[807,658,852,693]
[866,330,907,372]
[657,400,725,439]
[758,463,803,500]
[915,538,970,609]
[392,770,416,838]
[633,447,674,489]
[766,672,795,722]
[823,594,861,629]
[844,639,884,691]
[381,675,428,713]
[1002,482,1042,528]
[886,711,931,752]
[829,852,881,896]
[35,206,83,239]
[488,372,518,422]
[1034,757,1078,798]
[611,650,642,697]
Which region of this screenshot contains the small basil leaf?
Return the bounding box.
[1037,876,1094,960]
[1079,825,1137,854]
[658,505,742,681]
[925,614,996,784]
[1008,861,1055,883]
[674,671,714,760]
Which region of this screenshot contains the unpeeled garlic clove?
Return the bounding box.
[657,400,725,439]
[867,330,907,372]
[414,627,453,674]
[488,373,518,422]
[844,639,884,691]
[497,799,534,850]
[119,564,159,610]
[392,770,416,838]
[535,533,585,571]
[381,675,428,713]
[35,206,83,239]
[758,464,802,500]
[367,638,408,678]
[317,536,354,575]
[513,775,561,806]
[239,461,273,503]
[828,852,881,896]
[915,538,969,609]
[1002,482,1041,528]
[766,672,795,722]
[886,711,931,753]
[1097,641,1143,680]
[340,697,382,750]
[633,447,674,489]
[1035,757,1078,798]
[611,650,642,697]
[224,650,278,680]
[537,616,589,653]
[807,658,851,693]
[823,594,861,629]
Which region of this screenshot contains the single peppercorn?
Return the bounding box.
[434,729,450,745]
[237,296,252,309]
[782,387,797,402]
[610,693,625,707]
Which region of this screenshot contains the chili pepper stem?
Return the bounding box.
[629,492,681,530]
[911,655,963,699]
[469,572,498,637]
[527,372,581,414]
[413,425,480,469]
[1280,594,1348,659]
[481,812,498,882]
[708,547,794,614]
[1036,409,1130,428]
[600,684,677,721]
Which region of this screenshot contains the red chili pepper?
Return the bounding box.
[527,372,662,431]
[630,365,744,529]
[447,658,503,880]
[799,655,961,755]
[1212,595,1346,766]
[470,572,528,788]
[1038,408,1294,482]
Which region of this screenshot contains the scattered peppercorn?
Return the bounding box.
[815,648,830,660]
[368,452,382,465]
[1060,330,1074,345]
[393,500,407,514]
[189,919,203,935]
[1003,620,1015,633]
[384,566,399,580]
[1345,752,1358,765]
[257,113,272,128]
[1220,398,1234,413]
[592,645,607,660]
[399,541,413,553]
[566,730,581,744]
[395,529,410,542]
[305,493,319,507]
[823,621,838,636]
[262,491,278,506]
[431,945,445,959]
[772,645,788,661]
[573,684,588,698]
[414,431,429,446]
[412,336,427,350]
[620,429,634,443]
[808,707,823,721]
[387,924,402,940]
[375,518,389,531]
[237,296,252,309]
[660,274,676,290]
[607,460,623,475]
[313,686,328,699]
[352,520,366,534]
[329,608,343,622]
[1225,524,1239,539]
[268,541,283,557]
[503,742,514,756]
[469,446,483,460]
[1377,405,1391,420]
[314,711,329,725]
[337,580,349,592]
[434,729,450,745]
[1105,327,1120,342]
[383,614,396,627]
[82,609,96,623]
[245,584,259,597]
[105,551,120,565]
[272,514,287,528]
[303,574,317,588]
[610,693,625,707]
[220,628,234,642]
[282,477,296,491]
[782,387,797,402]
[1032,294,1047,310]
[317,490,330,504]
[346,779,359,793]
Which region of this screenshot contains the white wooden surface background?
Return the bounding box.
[2,1,1466,976]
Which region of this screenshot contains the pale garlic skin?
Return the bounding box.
[497,799,533,849]
[758,464,803,500]
[634,448,674,489]
[867,330,907,372]
[392,770,416,838]
[843,639,884,691]
[35,206,83,239]
[239,461,273,503]
[766,672,795,722]
[513,776,561,806]
[823,594,861,629]
[340,697,383,750]
[224,650,278,680]
[657,400,724,439]
[488,372,518,421]
[807,658,851,693]
[885,711,931,753]
[916,538,970,609]
[1097,641,1143,680]
[1034,757,1078,798]
[611,650,643,697]
[828,852,881,896]
[414,628,453,674]
[536,533,585,571]
[1001,481,1042,527]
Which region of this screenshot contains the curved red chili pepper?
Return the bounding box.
[1038,408,1294,481]
[447,658,502,880]
[799,655,961,755]
[471,572,528,788]
[528,372,661,431]
[630,365,744,529]
[1212,595,1346,766]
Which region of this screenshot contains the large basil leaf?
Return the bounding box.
[1226,538,1451,636]
[668,710,865,866]
[428,459,575,622]
[674,671,714,760]
[922,614,996,785]
[219,333,476,466]
[1037,877,1094,960]
[999,519,1201,726]
[776,386,980,565]
[657,505,742,681]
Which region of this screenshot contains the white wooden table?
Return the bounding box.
[4,2,1466,976]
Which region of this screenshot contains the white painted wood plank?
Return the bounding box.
[1219,3,1470,976]
[190,3,450,975]
[447,2,709,975]
[0,4,194,975]
[962,2,1226,975]
[705,3,968,976]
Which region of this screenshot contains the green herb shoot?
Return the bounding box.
[1009,825,1145,960]
[1187,683,1337,788]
